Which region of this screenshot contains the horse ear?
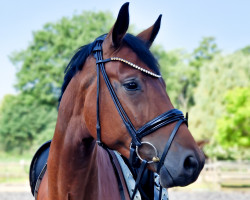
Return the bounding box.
[106,2,129,48]
[137,15,162,48]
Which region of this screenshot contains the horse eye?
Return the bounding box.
[123,81,139,91]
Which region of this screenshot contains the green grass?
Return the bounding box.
[0,163,30,183]
[0,151,33,162]
[0,151,32,183]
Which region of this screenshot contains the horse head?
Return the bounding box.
[59,3,205,189]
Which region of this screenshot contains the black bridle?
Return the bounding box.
[93,35,188,200]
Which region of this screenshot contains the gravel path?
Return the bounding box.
[168,190,250,200]
[0,192,33,200]
[0,191,250,200]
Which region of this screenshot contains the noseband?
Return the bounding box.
[93,35,188,200]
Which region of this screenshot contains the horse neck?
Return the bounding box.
[47,75,124,200]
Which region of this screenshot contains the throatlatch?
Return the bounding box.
[93,35,188,200]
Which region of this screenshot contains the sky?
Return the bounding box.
[1,0,250,100]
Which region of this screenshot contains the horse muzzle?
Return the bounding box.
[158,148,205,188]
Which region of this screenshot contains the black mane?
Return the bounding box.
[58,33,160,104]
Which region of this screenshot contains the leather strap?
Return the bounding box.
[157,119,184,173]
[103,147,126,200]
[94,41,141,147]
[131,160,148,200]
[136,109,184,139]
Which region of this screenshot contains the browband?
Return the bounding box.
[110,57,161,78]
[95,57,161,78]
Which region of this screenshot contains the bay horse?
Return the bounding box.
[30,3,205,200]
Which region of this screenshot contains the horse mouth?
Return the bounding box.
[159,164,201,188]
[159,165,175,188]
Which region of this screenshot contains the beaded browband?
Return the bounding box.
[110,57,161,78]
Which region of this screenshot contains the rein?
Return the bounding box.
[93,35,188,200]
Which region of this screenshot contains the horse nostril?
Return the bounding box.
[183,156,198,174]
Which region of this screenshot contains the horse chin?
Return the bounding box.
[159,165,199,188]
[159,166,175,188]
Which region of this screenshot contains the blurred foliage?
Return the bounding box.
[10,11,114,107]
[0,11,114,153]
[0,94,57,153]
[190,37,220,70]
[188,37,220,105]
[190,51,250,140]
[0,10,250,161]
[204,145,250,160]
[240,45,250,55]
[153,37,220,110]
[216,87,250,148]
[205,87,250,160]
[190,50,250,160]
[152,46,191,110]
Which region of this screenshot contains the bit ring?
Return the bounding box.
[135,141,159,164]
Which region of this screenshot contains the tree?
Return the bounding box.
[0,11,114,153]
[216,87,250,148]
[190,51,250,143]
[10,11,114,107]
[153,37,220,111]
[203,87,250,160]
[240,45,250,55]
[152,46,192,110]
[0,94,57,153]
[190,37,220,70]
